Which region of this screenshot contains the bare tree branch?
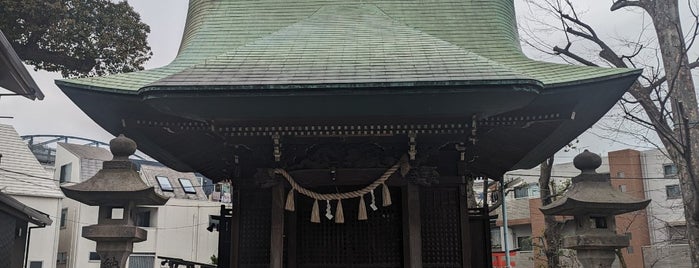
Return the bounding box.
[611,0,647,11]
[553,45,599,66]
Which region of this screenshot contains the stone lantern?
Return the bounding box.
[61,135,169,268]
[540,150,650,268]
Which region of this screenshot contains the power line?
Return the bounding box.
[506,172,681,180]
[51,213,216,230]
[0,167,215,190]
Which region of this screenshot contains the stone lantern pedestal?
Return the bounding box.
[61,135,168,268]
[540,150,650,268]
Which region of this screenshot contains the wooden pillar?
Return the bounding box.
[286,201,297,268]
[402,183,422,268]
[459,184,472,268]
[230,191,240,268]
[270,185,285,268]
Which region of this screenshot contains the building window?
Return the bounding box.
[156,176,173,191]
[128,253,155,268]
[89,252,100,261]
[529,183,540,197]
[136,209,152,227]
[57,252,67,264]
[517,236,532,251]
[29,261,42,268]
[179,178,196,194]
[512,183,539,199]
[59,163,72,183]
[668,225,687,244]
[666,184,681,199]
[616,171,625,178]
[491,229,501,249]
[627,246,634,254]
[664,164,678,176]
[514,186,529,199]
[619,184,627,192]
[60,208,67,228]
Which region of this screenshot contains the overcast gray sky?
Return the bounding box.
[0,0,690,163]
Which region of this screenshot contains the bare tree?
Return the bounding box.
[522,0,699,265]
[538,156,564,267]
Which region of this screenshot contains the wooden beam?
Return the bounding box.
[270,185,285,268]
[230,193,240,268]
[286,202,297,268]
[402,184,422,268]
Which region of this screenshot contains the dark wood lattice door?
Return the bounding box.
[238,189,272,268]
[421,187,463,268]
[295,187,403,268]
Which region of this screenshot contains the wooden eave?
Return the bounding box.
[0,30,43,100]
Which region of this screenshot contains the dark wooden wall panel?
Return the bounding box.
[420,187,462,268]
[295,186,403,268]
[239,189,272,268]
[469,208,494,268]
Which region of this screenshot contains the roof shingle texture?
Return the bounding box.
[0,124,63,198]
[59,0,633,92]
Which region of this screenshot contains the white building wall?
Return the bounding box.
[53,146,81,184]
[60,196,220,268]
[0,124,64,268]
[13,195,63,268]
[58,198,99,268]
[640,149,686,245]
[135,198,220,265]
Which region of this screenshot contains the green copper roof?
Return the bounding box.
[58,0,634,92]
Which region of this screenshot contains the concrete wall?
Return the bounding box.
[54,144,220,268]
[57,198,99,268]
[133,198,220,266]
[13,195,62,268]
[58,197,219,268]
[640,149,686,245]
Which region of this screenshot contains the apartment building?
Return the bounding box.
[488,149,690,267]
[0,124,63,268]
[54,142,219,268]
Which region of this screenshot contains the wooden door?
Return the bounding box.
[294,187,403,268]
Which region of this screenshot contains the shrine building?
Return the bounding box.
[56,0,641,267]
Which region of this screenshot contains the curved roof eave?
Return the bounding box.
[0,30,44,100]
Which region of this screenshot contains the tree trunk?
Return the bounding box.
[643,2,699,266]
[615,249,628,268]
[539,157,562,267]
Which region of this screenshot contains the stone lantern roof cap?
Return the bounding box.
[540,150,650,216]
[60,135,169,206]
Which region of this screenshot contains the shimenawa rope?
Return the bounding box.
[273,156,407,223]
